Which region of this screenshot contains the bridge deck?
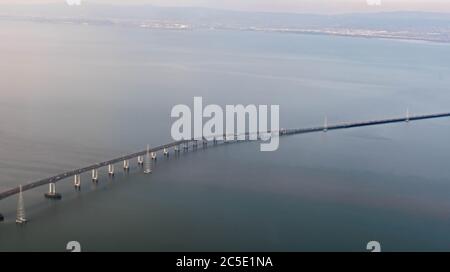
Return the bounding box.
[1,112,449,201]
[0,140,190,201]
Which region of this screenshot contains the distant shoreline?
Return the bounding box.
[237,28,450,45]
[2,15,449,45]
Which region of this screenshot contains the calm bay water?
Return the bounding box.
[1,21,450,251]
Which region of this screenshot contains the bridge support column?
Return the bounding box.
[174,145,180,153]
[225,133,230,143]
[74,174,82,190]
[137,156,144,166]
[203,140,208,147]
[224,133,231,144]
[193,141,198,148]
[45,183,62,200]
[144,145,152,174]
[16,185,27,224]
[151,152,157,160]
[183,142,189,150]
[123,160,130,171]
[91,169,98,183]
[108,164,115,176]
[163,148,169,157]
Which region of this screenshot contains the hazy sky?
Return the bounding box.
[2,0,450,13]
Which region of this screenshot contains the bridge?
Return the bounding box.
[1,111,449,222]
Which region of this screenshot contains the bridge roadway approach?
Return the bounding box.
[0,112,449,220]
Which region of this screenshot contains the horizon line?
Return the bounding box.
[1,2,450,16]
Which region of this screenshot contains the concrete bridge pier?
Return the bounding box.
[123,160,130,171]
[91,169,98,183]
[223,133,231,144]
[137,156,144,166]
[174,145,180,153]
[144,146,152,174]
[151,152,157,160]
[108,164,115,176]
[202,140,208,147]
[225,133,231,143]
[74,174,82,190]
[45,183,62,200]
[183,142,189,151]
[163,148,169,156]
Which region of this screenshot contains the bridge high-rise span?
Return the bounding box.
[1,111,450,223]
